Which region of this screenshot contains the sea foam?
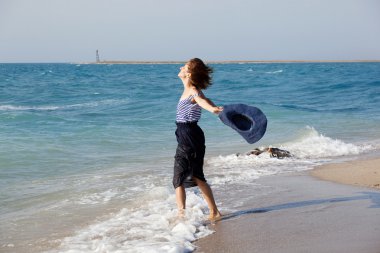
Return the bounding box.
[47,188,213,253]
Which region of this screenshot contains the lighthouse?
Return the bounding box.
[96,50,100,63]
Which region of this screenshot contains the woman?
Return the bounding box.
[173,58,222,220]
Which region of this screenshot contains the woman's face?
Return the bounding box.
[178,63,190,80]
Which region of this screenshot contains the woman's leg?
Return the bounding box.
[193,177,222,220]
[175,185,186,210]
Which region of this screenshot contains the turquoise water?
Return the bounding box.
[1,62,379,252]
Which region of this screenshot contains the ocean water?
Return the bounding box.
[0,62,379,252]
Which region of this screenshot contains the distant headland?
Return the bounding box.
[82,60,380,65]
[84,50,380,64]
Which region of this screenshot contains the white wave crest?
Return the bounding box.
[265,70,283,74]
[0,105,60,111]
[0,99,128,112]
[283,126,373,159]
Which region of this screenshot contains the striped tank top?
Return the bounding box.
[176,93,202,123]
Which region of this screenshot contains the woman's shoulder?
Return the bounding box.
[190,87,204,97]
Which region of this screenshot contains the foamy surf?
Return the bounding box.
[46,188,213,253]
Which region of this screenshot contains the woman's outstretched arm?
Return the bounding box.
[194,93,223,114]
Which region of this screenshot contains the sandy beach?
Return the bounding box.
[311,158,380,189]
[195,157,380,253]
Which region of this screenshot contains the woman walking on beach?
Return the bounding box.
[173,58,222,220]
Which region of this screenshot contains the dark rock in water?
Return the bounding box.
[268,148,292,159]
[241,147,292,159]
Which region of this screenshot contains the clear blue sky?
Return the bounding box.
[1,0,379,62]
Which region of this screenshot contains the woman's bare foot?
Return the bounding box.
[208,211,222,221]
[178,208,186,218]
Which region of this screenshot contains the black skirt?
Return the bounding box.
[173,122,206,188]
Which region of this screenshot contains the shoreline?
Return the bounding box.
[194,155,380,252]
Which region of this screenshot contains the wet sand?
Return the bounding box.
[195,159,380,253]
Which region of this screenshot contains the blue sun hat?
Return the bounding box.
[218,104,267,144]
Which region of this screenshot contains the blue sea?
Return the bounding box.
[1,62,379,252]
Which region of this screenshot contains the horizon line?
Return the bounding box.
[1,59,380,64]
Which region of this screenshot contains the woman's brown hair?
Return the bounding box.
[187,58,213,90]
